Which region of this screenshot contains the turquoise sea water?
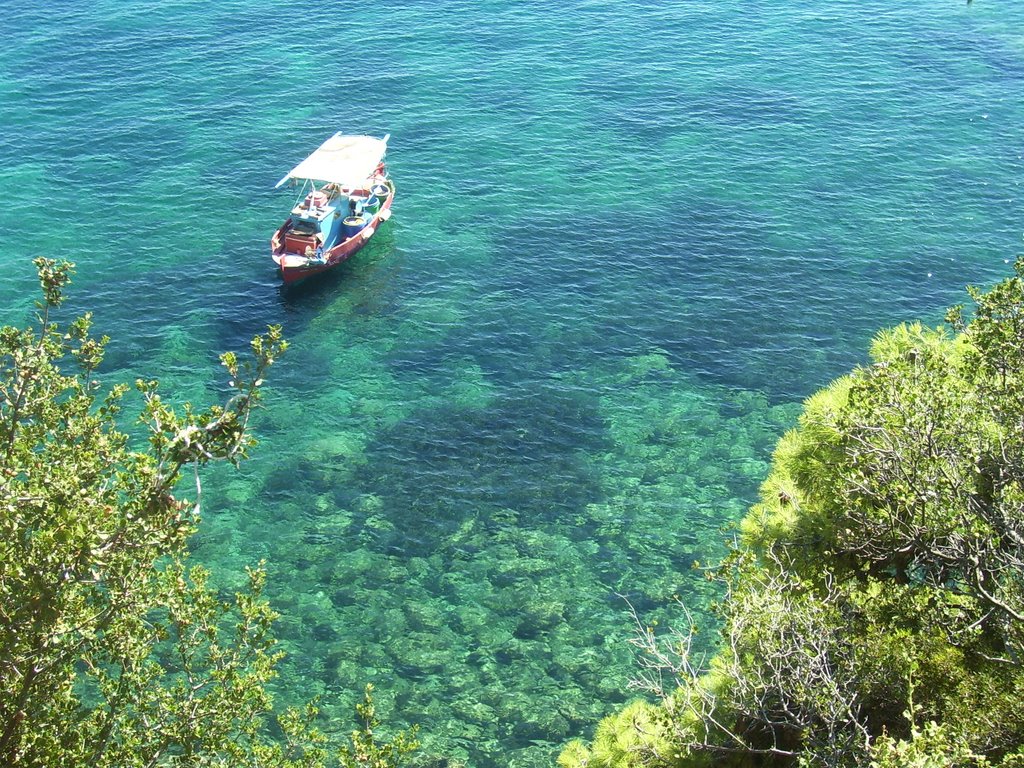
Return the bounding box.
[1,1,1022,765]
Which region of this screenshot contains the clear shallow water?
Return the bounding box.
[1,1,1022,765]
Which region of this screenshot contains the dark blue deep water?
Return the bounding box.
[1,1,1022,766]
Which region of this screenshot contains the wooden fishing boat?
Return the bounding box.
[270,133,394,284]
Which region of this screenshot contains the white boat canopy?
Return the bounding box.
[275,133,389,189]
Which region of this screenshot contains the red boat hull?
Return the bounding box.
[271,179,395,285]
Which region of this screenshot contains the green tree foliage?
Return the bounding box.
[564,260,1024,768]
[340,684,420,768]
[0,259,419,768]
